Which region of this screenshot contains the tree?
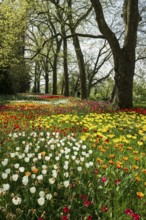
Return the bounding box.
[0,0,30,94]
[25,0,63,95]
[84,40,113,97]
[24,0,112,98]
[50,0,94,99]
[66,0,94,99]
[90,0,141,108]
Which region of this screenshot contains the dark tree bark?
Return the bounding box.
[33,79,37,93]
[45,72,49,94]
[52,55,57,95]
[43,54,50,94]
[61,79,65,95]
[63,36,69,96]
[70,28,87,99]
[52,38,62,95]
[33,61,41,93]
[90,0,140,108]
[62,27,69,96]
[33,66,37,93]
[37,80,40,93]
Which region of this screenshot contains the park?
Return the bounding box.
[0,0,146,219]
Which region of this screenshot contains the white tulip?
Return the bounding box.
[5,168,11,174]
[42,165,47,169]
[46,194,52,200]
[37,197,45,206]
[80,157,84,162]
[42,170,47,175]
[45,156,50,161]
[37,175,43,181]
[31,174,36,179]
[85,163,90,168]
[39,191,45,197]
[71,155,76,160]
[89,161,93,166]
[82,145,86,149]
[3,183,10,191]
[65,155,69,159]
[77,166,82,172]
[22,176,29,185]
[89,150,93,154]
[10,153,15,158]
[51,170,57,178]
[50,145,55,150]
[2,173,8,179]
[55,156,60,161]
[30,187,36,194]
[2,158,8,166]
[12,196,22,205]
[19,167,25,172]
[24,157,30,162]
[64,172,69,178]
[11,174,19,181]
[63,164,68,170]
[14,163,20,169]
[63,180,70,188]
[49,177,55,184]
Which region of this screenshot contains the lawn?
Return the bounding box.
[0,95,146,220]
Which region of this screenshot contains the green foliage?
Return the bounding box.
[90,77,114,101]
[0,63,31,95]
[0,0,31,95]
[0,68,15,95]
[0,0,28,67]
[133,80,146,102]
[11,63,31,93]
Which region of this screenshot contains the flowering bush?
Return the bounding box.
[0,96,146,219]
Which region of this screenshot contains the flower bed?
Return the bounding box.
[39,95,67,99]
[0,97,146,219]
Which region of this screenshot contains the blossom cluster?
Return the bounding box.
[0,96,146,219]
[1,132,96,219]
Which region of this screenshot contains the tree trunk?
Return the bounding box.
[52,54,58,95]
[90,0,140,108]
[61,79,64,95]
[37,79,40,93]
[70,28,87,99]
[52,39,62,95]
[87,79,92,98]
[114,49,135,108]
[33,80,37,93]
[33,68,37,93]
[63,32,69,96]
[67,0,89,99]
[45,72,49,94]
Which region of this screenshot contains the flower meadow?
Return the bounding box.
[0,95,146,220]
